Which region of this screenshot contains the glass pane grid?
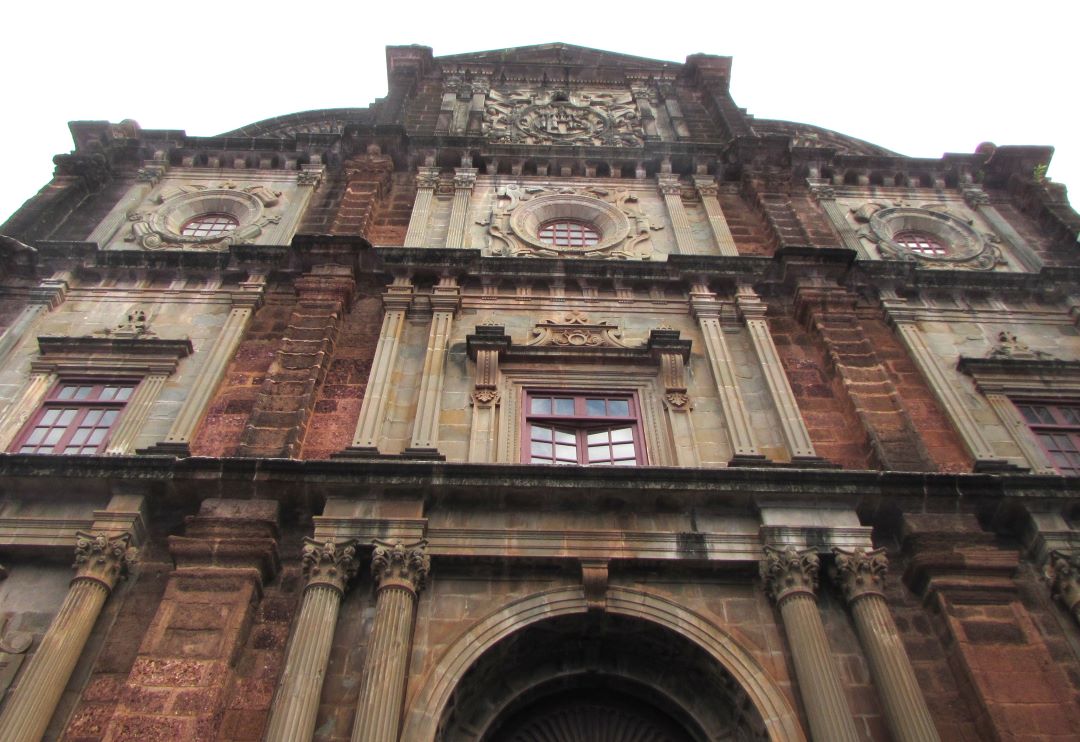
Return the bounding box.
[538,220,600,248]
[181,213,239,238]
[894,231,947,256]
[1020,401,1080,474]
[16,382,136,455]
[525,393,640,466]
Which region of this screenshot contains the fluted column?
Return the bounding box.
[761,546,859,742]
[736,285,819,462]
[833,548,940,742]
[1048,550,1080,624]
[405,279,459,458]
[692,176,739,256]
[350,540,430,742]
[345,278,414,455]
[445,168,477,247]
[658,175,695,254]
[403,167,440,247]
[265,539,359,742]
[0,532,132,742]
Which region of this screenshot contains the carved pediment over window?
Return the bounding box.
[957,355,1080,395]
[527,312,639,349]
[33,334,194,376]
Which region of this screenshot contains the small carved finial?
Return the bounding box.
[301,538,360,595]
[831,547,888,604]
[761,546,820,605]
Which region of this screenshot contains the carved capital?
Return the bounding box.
[761,545,819,605]
[301,538,360,594]
[415,166,441,190]
[297,167,324,187]
[136,161,167,185]
[692,175,719,198]
[453,168,478,190]
[831,547,888,604]
[657,175,683,197]
[371,539,430,594]
[962,187,991,207]
[72,531,134,591]
[1048,550,1080,616]
[808,182,836,201]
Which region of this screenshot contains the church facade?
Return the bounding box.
[0,43,1079,741]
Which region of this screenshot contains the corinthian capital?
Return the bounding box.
[371,539,431,593]
[302,538,360,594]
[1048,550,1080,617]
[761,545,819,605]
[832,547,888,604]
[72,531,134,590]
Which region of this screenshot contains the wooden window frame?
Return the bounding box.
[522,390,646,466]
[1013,399,1080,475]
[12,379,139,455]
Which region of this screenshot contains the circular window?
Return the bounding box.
[893,230,947,256]
[181,213,239,238]
[537,219,600,248]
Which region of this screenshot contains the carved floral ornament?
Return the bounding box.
[371,538,431,592]
[301,538,360,593]
[125,182,283,251]
[483,87,644,146]
[853,202,1005,270]
[73,531,135,588]
[480,183,663,260]
[527,311,637,349]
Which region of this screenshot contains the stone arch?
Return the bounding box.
[401,585,805,742]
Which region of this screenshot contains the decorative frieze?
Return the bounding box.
[482,87,643,146]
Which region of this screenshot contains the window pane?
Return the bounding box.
[610,426,633,443]
[70,428,89,445]
[27,428,46,445]
[531,425,552,442]
[75,386,92,400]
[553,398,574,415]
[608,400,630,416]
[40,409,59,425]
[530,397,551,414]
[83,410,103,426]
[612,443,636,460]
[44,429,63,445]
[101,410,119,426]
[587,430,610,445]
[88,429,107,445]
[553,429,575,444]
[585,399,606,416]
[116,386,134,401]
[555,444,577,461]
[531,441,553,458]
[99,387,117,401]
[58,409,77,425]
[588,446,610,462]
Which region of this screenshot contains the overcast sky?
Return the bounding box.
[2,1,1076,228]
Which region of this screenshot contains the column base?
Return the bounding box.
[136,441,191,457]
[332,446,396,460]
[402,447,446,461]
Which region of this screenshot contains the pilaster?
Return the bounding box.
[692,176,739,256]
[342,277,415,456]
[405,277,460,459]
[445,168,477,248]
[833,548,940,742]
[736,285,820,463]
[690,284,764,464]
[808,180,869,258]
[350,539,430,742]
[403,167,440,247]
[143,270,267,456]
[0,271,70,368]
[963,186,1044,272]
[648,328,700,466]
[658,175,695,254]
[760,545,860,742]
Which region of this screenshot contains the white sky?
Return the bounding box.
[2,1,1076,228]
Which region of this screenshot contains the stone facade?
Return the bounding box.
[1,42,1080,741]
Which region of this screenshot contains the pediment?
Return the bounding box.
[437,43,680,72]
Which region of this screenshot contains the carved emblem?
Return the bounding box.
[483,88,643,147]
[94,309,155,339]
[471,389,500,406]
[986,331,1055,360]
[482,183,661,260]
[527,312,639,349]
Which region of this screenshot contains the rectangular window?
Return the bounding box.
[14,381,136,455]
[1015,401,1080,475]
[524,391,644,466]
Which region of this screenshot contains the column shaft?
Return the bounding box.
[696,316,760,459]
[404,167,440,247]
[850,595,940,742]
[350,303,408,451]
[693,176,738,256]
[0,579,109,742]
[264,584,343,742]
[407,309,454,453]
[350,585,417,742]
[159,304,254,451]
[445,168,477,248]
[658,177,695,254]
[779,593,861,742]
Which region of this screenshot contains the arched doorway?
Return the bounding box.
[437,613,769,741]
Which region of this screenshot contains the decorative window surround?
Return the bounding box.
[957,356,1080,474]
[469,322,693,467]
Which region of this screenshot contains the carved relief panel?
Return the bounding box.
[483,87,645,146]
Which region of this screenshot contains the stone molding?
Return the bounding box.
[301,538,360,595]
[831,547,889,604]
[760,545,819,605]
[371,539,431,593]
